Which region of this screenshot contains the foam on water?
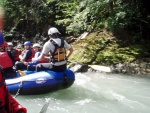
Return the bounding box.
[16,72,150,113]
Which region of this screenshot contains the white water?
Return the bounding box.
[16,72,150,113]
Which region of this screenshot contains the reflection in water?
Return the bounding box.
[16,72,150,113]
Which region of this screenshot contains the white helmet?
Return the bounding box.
[8,42,13,46]
[48,27,61,35]
[33,43,41,48]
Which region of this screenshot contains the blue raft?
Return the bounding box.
[6,69,75,95]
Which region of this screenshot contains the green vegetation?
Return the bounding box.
[0,0,150,64]
[69,31,150,65]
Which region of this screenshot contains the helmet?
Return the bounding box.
[48,27,61,35]
[33,43,41,48]
[24,41,31,46]
[7,42,13,46]
[2,41,8,47]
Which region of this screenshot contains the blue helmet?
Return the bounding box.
[24,41,31,46]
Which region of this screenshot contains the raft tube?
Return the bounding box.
[6,69,75,95]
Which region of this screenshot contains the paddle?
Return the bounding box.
[17,70,26,76]
[39,102,50,113]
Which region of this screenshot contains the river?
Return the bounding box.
[16,72,150,113]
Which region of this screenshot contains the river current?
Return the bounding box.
[16,72,150,113]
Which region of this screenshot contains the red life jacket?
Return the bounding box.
[26,48,35,62]
[40,59,49,63]
[0,68,27,113]
[14,49,22,61]
[0,51,13,68]
[0,69,6,108]
[40,54,49,63]
[8,93,27,113]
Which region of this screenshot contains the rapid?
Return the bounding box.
[16,72,150,113]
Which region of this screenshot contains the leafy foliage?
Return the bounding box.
[69,31,149,65]
[1,0,150,40]
[1,0,150,64]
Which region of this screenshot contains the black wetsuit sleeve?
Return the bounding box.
[24,50,32,60]
[7,51,15,65]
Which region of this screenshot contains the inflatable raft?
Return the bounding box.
[6,69,75,95]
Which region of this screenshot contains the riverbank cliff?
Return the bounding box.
[68,30,150,76]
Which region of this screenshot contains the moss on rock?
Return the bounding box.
[68,30,150,65]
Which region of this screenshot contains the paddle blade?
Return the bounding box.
[39,102,50,113]
[18,70,26,76]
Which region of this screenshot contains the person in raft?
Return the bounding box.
[32,27,73,72]
[0,41,16,78]
[14,41,35,71]
[0,6,27,113]
[7,42,22,62]
[24,43,49,71]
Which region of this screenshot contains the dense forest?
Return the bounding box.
[0,0,150,64]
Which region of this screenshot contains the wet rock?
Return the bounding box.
[69,61,150,76]
[88,65,112,73]
[69,64,88,73]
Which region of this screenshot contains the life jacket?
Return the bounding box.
[0,67,27,113]
[49,38,66,63]
[0,67,6,108]
[11,49,22,61]
[40,58,49,63]
[14,49,22,61]
[8,93,27,113]
[26,48,35,62]
[16,49,22,55]
[0,51,13,68]
[40,54,49,63]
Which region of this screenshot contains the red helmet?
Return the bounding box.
[1,41,8,47]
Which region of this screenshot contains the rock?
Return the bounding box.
[79,32,89,40]
[68,61,150,76]
[69,64,88,73]
[88,65,112,73]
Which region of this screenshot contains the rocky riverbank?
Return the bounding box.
[8,29,149,77]
[68,59,150,77]
[68,31,150,77]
